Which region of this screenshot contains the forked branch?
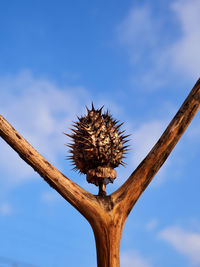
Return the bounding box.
[0,79,200,267]
[112,78,200,216]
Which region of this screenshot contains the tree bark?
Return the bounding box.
[88,195,127,267]
[0,78,200,267]
[92,219,123,267]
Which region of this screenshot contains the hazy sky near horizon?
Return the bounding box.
[0,1,200,266]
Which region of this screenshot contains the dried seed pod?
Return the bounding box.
[65,104,130,188]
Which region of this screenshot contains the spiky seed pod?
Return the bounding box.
[65,104,130,187]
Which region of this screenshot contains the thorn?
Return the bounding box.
[76,115,81,120]
[72,121,80,127]
[123,147,131,150]
[71,129,80,135]
[113,119,119,125]
[121,134,131,139]
[66,144,74,148]
[98,105,104,114]
[122,150,131,153]
[67,155,74,158]
[122,145,130,151]
[122,139,130,144]
[116,122,124,129]
[63,133,74,138]
[85,105,89,113]
[71,123,79,128]
[121,148,131,152]
[119,130,126,135]
[76,123,85,130]
[91,102,95,110]
[80,125,88,131]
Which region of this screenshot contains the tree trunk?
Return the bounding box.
[93,225,122,267]
[90,208,125,267]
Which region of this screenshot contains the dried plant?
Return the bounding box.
[0,79,200,267]
[65,104,130,195]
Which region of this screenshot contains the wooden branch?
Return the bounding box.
[0,115,101,221]
[112,78,200,217]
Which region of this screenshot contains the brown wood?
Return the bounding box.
[0,78,200,267]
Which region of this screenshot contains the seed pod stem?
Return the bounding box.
[98,181,107,196]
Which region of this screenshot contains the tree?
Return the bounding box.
[0,79,200,267]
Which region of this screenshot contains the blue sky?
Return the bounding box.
[0,0,200,266]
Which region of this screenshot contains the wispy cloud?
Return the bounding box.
[159,226,200,266]
[117,0,200,91]
[0,202,12,215]
[117,4,172,91]
[145,218,159,231]
[117,5,159,64]
[0,70,90,185]
[121,250,152,267]
[170,0,200,79]
[41,190,62,203]
[131,120,166,166]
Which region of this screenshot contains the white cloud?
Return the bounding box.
[41,190,61,203]
[146,219,159,231]
[170,0,200,79]
[117,0,200,90]
[0,202,12,215]
[117,5,171,91]
[132,120,166,166]
[0,70,90,185]
[121,251,152,267]
[117,5,158,64]
[159,226,200,266]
